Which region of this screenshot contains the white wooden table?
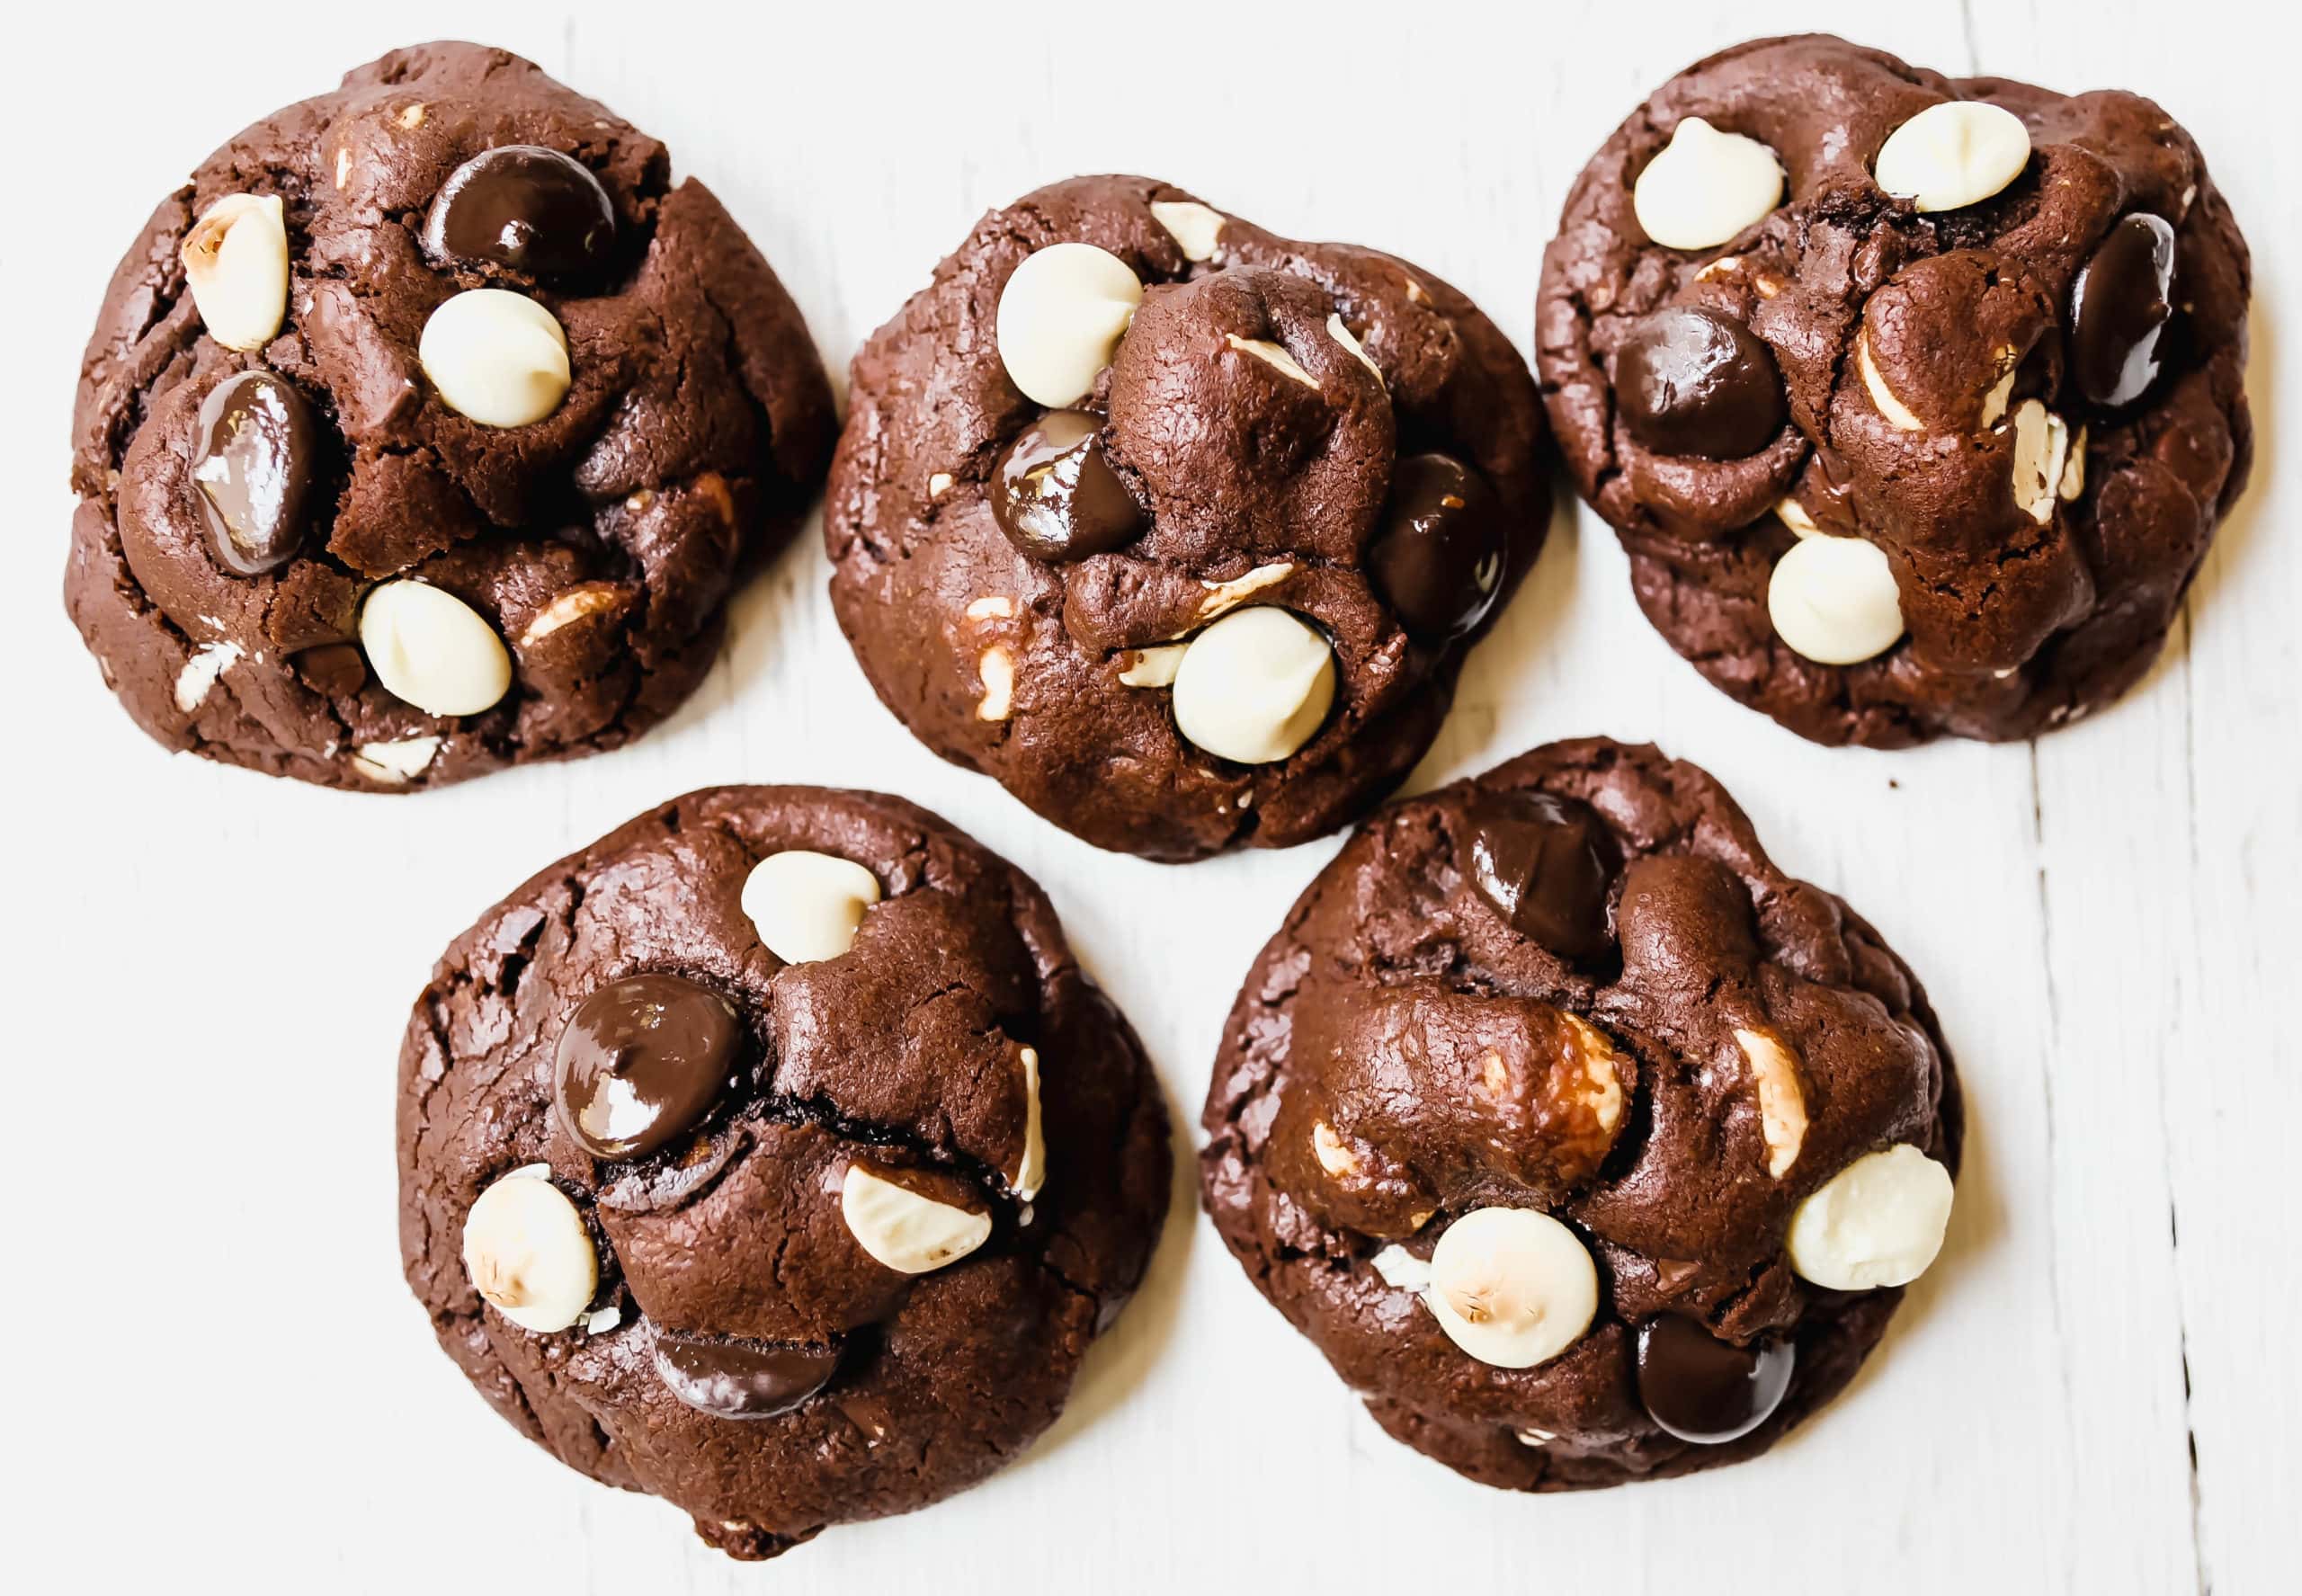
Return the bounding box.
[13,3,2295,1590]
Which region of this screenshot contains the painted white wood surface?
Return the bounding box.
[10,3,2295,1590]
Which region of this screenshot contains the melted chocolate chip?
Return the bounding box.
[1635,1315,1795,1445]
[2070,213,2177,409]
[192,371,319,576]
[553,975,742,1162]
[423,145,617,281]
[653,1332,841,1420]
[1367,455,1511,640]
[1614,306,1786,459]
[991,410,1146,561]
[1457,789,1617,958]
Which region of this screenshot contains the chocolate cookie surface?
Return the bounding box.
[1201,738,1960,1488]
[398,786,1169,1557]
[67,42,835,790]
[1537,35,2251,745]
[827,176,1548,860]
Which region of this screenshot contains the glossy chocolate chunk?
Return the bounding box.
[553,975,742,1162]
[192,371,319,576]
[991,409,1146,561]
[653,1332,842,1420]
[2070,213,2176,409]
[1614,306,1786,459]
[1367,454,1510,640]
[1635,1315,1795,1444]
[1457,789,1616,958]
[423,145,617,280]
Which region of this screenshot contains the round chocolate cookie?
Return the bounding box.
[827,176,1548,860]
[398,786,1169,1557]
[1200,738,1961,1489]
[1537,35,2251,745]
[67,42,835,790]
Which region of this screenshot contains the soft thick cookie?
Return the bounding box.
[1201,739,1960,1488]
[1537,35,2251,745]
[67,42,835,790]
[398,786,1169,1557]
[828,176,1548,860]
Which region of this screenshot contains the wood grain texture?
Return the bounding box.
[8,2,2292,1591]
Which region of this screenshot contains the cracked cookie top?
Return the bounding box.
[1200,739,1959,1490]
[1537,34,2251,746]
[826,175,1548,861]
[66,41,835,791]
[397,785,1170,1559]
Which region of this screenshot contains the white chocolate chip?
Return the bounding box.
[174,642,242,711]
[519,584,620,645]
[2060,425,2088,501]
[350,736,442,783]
[1733,1027,1808,1178]
[418,289,571,427]
[360,581,513,718]
[1855,329,1925,432]
[995,242,1143,408]
[976,645,1016,720]
[334,147,352,190]
[462,1169,598,1333]
[1325,314,1384,384]
[2010,399,2071,524]
[182,194,289,352]
[1767,534,1905,665]
[1119,643,1188,688]
[1170,606,1335,765]
[1874,101,2031,213]
[929,472,954,499]
[1421,1208,1597,1369]
[840,1164,992,1275]
[1149,200,1225,262]
[740,850,880,965]
[965,595,1014,622]
[1515,1428,1558,1447]
[1312,1120,1357,1177]
[1978,346,2020,428]
[1371,1244,1432,1293]
[583,1301,623,1336]
[1777,497,1821,539]
[1632,118,1785,251]
[1786,1144,1954,1289]
[1695,254,1742,281]
[397,103,425,130]
[1225,334,1320,390]
[1196,560,1296,622]
[1013,1046,1046,1200]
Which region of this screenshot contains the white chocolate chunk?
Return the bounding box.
[1632,118,1785,250]
[1171,606,1335,765]
[419,289,571,427]
[965,595,1014,622]
[995,243,1143,407]
[741,850,880,965]
[349,736,442,783]
[1013,1046,1046,1200]
[976,645,1016,720]
[1856,329,1925,432]
[1325,314,1384,384]
[1979,345,2020,428]
[1119,644,1188,688]
[462,1168,597,1333]
[1371,1244,1432,1293]
[1312,1120,1357,1176]
[1150,200,1225,262]
[360,581,513,718]
[1734,1028,1808,1178]
[1225,334,1320,390]
[1196,560,1296,621]
[1777,497,1822,539]
[1874,101,2031,213]
[841,1164,992,1274]
[519,584,620,645]
[1421,1208,1597,1369]
[2009,399,2071,525]
[174,642,243,711]
[1767,535,1905,665]
[182,194,289,352]
[1786,1144,1954,1289]
[2060,425,2088,501]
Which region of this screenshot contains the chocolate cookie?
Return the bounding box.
[67,42,835,790]
[827,176,1548,860]
[398,786,1169,1557]
[1201,738,1960,1488]
[1537,35,2251,745]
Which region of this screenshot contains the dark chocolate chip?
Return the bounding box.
[294,643,366,697]
[1457,789,1617,958]
[1367,454,1511,641]
[2070,213,2176,409]
[652,1331,842,1420]
[423,145,617,281]
[1635,1315,1795,1444]
[1614,306,1786,459]
[991,409,1146,561]
[554,975,742,1162]
[192,370,319,576]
